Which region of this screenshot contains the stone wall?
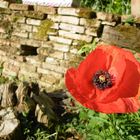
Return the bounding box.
[0,1,140,92]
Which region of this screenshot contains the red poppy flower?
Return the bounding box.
[65,45,140,113]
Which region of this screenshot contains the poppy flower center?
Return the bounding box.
[93,70,113,90]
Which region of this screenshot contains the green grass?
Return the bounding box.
[20,101,140,140]
[80,0,131,15]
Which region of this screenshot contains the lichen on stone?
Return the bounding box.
[11,15,23,23]
[0,8,11,14]
[78,8,95,18]
[23,11,45,20]
[35,19,54,39]
[0,20,13,38]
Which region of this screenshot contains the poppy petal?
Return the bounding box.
[84,97,140,113]
[116,60,140,98]
[65,45,140,113]
[77,48,108,82]
[93,46,126,103]
[65,68,88,104]
[75,48,110,99]
[121,48,140,72]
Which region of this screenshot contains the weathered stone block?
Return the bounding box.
[80,18,101,28]
[23,11,45,20]
[29,33,48,41]
[0,45,19,55]
[0,49,6,56]
[0,107,21,140]
[59,30,93,43]
[0,1,9,9]
[41,41,53,48]
[37,68,62,78]
[49,36,72,45]
[37,68,50,75]
[53,43,70,52]
[0,39,10,46]
[97,12,120,22]
[58,7,95,18]
[37,80,52,90]
[0,55,8,63]
[29,33,37,40]
[0,33,8,39]
[18,70,39,80]
[33,33,45,40]
[26,18,41,26]
[51,23,59,29]
[37,47,52,56]
[21,63,37,73]
[11,56,25,62]
[49,51,64,59]
[0,27,6,33]
[12,31,29,38]
[48,15,79,25]
[47,29,58,36]
[16,17,26,23]
[9,4,29,11]
[5,59,21,67]
[41,74,58,85]
[42,63,67,73]
[45,57,59,65]
[35,6,56,14]
[0,8,11,14]
[101,25,140,50]
[20,24,32,32]
[102,21,116,26]
[32,26,38,32]
[70,48,78,54]
[3,62,20,74]
[59,23,85,33]
[64,53,83,62]
[26,56,41,66]
[20,39,42,47]
[85,28,98,36]
[3,68,18,77]
[59,60,71,68]
[11,42,21,49]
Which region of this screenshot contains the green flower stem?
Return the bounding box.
[108,114,124,140]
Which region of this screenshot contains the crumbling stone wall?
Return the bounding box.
[0,1,140,92]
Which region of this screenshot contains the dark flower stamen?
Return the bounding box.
[93,70,113,90]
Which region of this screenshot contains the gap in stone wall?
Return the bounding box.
[20,45,38,56]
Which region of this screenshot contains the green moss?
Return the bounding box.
[116,25,139,37]
[68,55,84,68]
[78,8,95,18]
[123,16,135,24]
[11,15,23,22]
[77,39,98,56]
[73,40,87,48]
[0,20,13,38]
[115,25,140,53]
[132,47,140,53]
[0,20,11,30]
[0,8,11,14]
[23,11,45,20]
[35,19,54,39]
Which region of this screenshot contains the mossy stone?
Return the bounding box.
[35,19,54,39]
[23,11,45,20]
